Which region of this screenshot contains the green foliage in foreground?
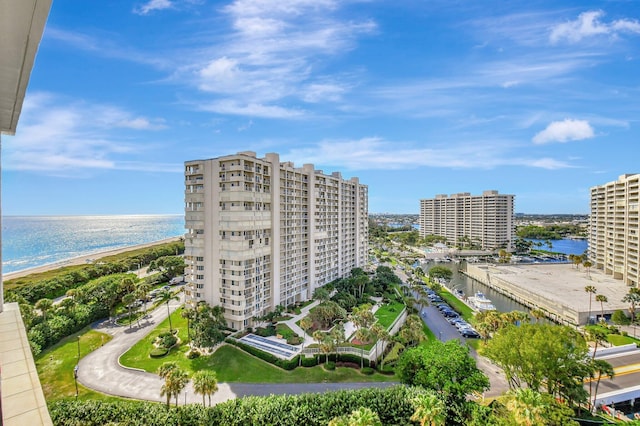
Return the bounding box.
[50,386,422,426]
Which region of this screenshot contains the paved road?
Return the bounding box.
[395,265,510,397]
[77,292,397,405]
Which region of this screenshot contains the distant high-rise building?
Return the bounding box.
[589,174,640,286]
[419,190,515,250]
[183,151,368,330]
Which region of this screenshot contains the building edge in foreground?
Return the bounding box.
[183,151,368,330]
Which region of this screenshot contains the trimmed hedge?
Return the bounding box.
[361,367,375,375]
[301,356,319,367]
[50,386,421,426]
[150,348,168,358]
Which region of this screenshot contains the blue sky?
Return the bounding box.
[3,0,640,215]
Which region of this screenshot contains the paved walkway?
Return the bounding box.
[281,300,320,346]
[78,295,396,405]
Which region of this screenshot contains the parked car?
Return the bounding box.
[461,329,481,338]
[442,310,459,318]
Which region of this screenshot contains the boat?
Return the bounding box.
[468,292,496,311]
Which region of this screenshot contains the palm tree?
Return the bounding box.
[330,321,345,362]
[192,370,218,407]
[622,288,640,323]
[502,388,548,426]
[591,358,615,412]
[120,276,136,294]
[136,282,152,317]
[58,297,76,315]
[583,260,593,278]
[312,330,326,364]
[122,293,136,329]
[35,298,53,322]
[319,334,334,364]
[354,327,371,369]
[168,368,189,407]
[157,362,178,408]
[410,391,446,426]
[299,317,313,366]
[347,407,382,426]
[157,289,179,333]
[369,322,387,366]
[585,285,597,323]
[595,294,608,322]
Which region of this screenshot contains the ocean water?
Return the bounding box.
[2,215,184,274]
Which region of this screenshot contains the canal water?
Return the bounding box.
[421,260,531,314]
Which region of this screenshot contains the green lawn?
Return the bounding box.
[36,327,119,402]
[119,306,191,373]
[374,301,405,330]
[120,307,395,383]
[438,290,474,320]
[211,345,397,383]
[275,323,297,339]
[607,333,640,346]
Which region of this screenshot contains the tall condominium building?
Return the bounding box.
[419,190,515,250]
[589,174,639,287]
[184,151,368,330]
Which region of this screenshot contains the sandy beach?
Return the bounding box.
[3,236,183,281]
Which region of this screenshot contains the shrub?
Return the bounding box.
[324,361,336,371]
[287,336,303,345]
[255,326,276,337]
[361,367,374,375]
[379,364,395,375]
[187,349,201,359]
[51,386,423,426]
[150,348,168,358]
[159,334,177,349]
[302,356,318,367]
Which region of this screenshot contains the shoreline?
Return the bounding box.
[3,236,183,281]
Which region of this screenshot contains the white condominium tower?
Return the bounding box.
[589,174,640,287]
[419,190,515,250]
[184,151,369,330]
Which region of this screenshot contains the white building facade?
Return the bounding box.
[419,190,515,250]
[589,174,640,287]
[184,151,368,330]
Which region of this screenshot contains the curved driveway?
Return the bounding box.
[77,294,395,405]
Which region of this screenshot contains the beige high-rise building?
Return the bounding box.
[589,174,640,286]
[419,190,514,250]
[183,151,368,330]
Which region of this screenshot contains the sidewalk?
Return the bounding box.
[281,300,320,346]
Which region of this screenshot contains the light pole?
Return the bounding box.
[184,390,187,406]
[77,336,81,361]
[73,365,79,398]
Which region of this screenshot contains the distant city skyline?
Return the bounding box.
[3,0,640,215]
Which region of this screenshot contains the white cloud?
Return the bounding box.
[199,100,305,118]
[550,10,640,44]
[284,138,574,171]
[179,0,376,117]
[532,119,595,144]
[4,93,169,173]
[134,0,173,15]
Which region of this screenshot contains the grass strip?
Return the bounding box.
[36,327,117,402]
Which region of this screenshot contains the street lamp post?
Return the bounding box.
[73,365,79,398]
[77,336,81,361]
